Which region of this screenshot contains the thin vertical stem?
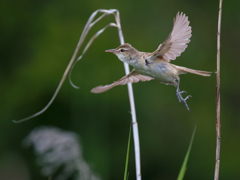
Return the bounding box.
[115,11,141,180]
[214,0,222,180]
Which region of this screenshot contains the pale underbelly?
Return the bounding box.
[136,63,178,83]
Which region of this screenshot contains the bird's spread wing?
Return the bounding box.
[91,70,154,93]
[147,12,192,62]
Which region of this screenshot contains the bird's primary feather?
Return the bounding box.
[91,70,153,93]
[148,12,192,62]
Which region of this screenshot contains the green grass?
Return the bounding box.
[123,126,131,180]
[177,126,197,180]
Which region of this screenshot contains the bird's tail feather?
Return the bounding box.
[173,65,212,77]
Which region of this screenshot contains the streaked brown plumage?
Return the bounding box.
[91,12,211,110]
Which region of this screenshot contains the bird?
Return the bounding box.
[91,12,211,111]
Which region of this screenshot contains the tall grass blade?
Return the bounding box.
[124,126,131,180]
[177,126,196,180]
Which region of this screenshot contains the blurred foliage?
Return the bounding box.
[1,0,240,179]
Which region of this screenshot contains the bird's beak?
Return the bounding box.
[105,49,117,53]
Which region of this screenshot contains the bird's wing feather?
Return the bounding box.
[148,12,192,62]
[91,70,154,93]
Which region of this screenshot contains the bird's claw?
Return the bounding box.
[176,91,187,102]
[176,90,192,111]
[184,95,192,101]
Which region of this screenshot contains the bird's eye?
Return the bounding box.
[120,49,125,52]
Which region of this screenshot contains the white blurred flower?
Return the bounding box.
[23,126,100,180]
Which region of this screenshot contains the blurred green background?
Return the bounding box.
[1,0,240,179]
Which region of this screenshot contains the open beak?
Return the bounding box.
[105,49,116,53]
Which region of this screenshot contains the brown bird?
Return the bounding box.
[91,12,211,110]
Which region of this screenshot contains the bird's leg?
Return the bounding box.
[176,78,192,111]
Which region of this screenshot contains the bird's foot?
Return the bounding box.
[176,90,192,111]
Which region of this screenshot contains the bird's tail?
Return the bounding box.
[173,65,212,77]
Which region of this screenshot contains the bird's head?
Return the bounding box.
[105,43,138,63]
